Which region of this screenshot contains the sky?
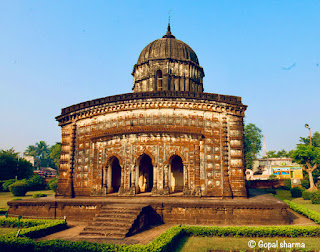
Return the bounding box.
[0,0,319,156]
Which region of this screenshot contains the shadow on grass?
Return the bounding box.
[247,188,269,198]
[171,235,188,252]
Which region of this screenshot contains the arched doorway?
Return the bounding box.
[170,155,184,193]
[156,70,163,91]
[138,154,153,193]
[108,157,121,193]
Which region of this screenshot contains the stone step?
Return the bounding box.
[101,206,145,211]
[101,204,146,208]
[77,234,125,240]
[90,221,133,228]
[99,208,141,214]
[83,226,129,232]
[80,204,149,239]
[97,211,139,217]
[95,213,138,219]
[79,231,125,239]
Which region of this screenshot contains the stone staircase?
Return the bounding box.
[79,204,149,239]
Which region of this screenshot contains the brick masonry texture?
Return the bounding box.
[55,25,248,198]
[55,92,247,198]
[7,195,290,225]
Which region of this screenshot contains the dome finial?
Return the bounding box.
[163,10,175,39]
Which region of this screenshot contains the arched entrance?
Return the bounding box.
[138,154,153,193]
[107,157,121,193]
[170,155,184,193]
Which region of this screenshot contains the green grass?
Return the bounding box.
[275,189,320,214]
[275,189,294,201]
[0,227,16,235]
[0,190,55,209]
[292,198,320,213]
[177,237,320,251]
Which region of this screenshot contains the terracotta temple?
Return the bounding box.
[8,25,290,232]
[55,24,247,198]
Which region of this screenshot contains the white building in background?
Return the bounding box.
[23,155,35,166]
[247,157,303,182]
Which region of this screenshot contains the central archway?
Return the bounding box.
[170,155,184,193]
[138,154,153,193]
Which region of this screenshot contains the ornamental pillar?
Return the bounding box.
[151,165,158,195]
[163,165,170,195]
[106,165,113,193]
[130,165,136,195]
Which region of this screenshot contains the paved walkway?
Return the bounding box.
[36,222,174,245]
[30,190,319,245]
[36,208,318,245]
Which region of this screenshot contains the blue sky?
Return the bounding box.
[0,0,319,155]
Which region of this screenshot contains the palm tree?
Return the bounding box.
[24,141,51,168]
[24,145,37,157]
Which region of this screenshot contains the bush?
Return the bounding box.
[2,223,320,251]
[268,175,277,181]
[290,187,303,198]
[48,178,58,193]
[26,175,46,191]
[11,198,22,201]
[2,179,16,192]
[283,179,291,190]
[0,217,64,228]
[9,181,29,196]
[32,193,47,198]
[0,181,5,192]
[302,190,315,200]
[301,179,310,189]
[274,194,320,224]
[311,190,320,204]
[0,208,8,215]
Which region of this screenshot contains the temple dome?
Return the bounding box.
[132,24,204,93]
[136,27,199,66]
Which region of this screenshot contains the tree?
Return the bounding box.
[50,142,61,169]
[266,150,277,158]
[0,148,33,180]
[244,123,263,170]
[265,149,294,158]
[0,148,19,159]
[299,131,320,147]
[291,145,320,191]
[24,141,53,168]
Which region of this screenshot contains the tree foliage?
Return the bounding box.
[49,143,61,169]
[299,131,320,147]
[244,123,263,169]
[24,141,54,168]
[265,149,294,158]
[0,148,19,159]
[0,148,33,180]
[291,145,320,191]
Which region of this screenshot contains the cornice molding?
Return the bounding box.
[56,92,246,126]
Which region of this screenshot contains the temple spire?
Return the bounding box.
[163,10,175,38]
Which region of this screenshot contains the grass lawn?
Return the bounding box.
[275,189,320,213]
[292,198,320,213]
[177,237,320,251]
[0,227,17,235]
[0,190,55,209]
[275,189,293,201]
